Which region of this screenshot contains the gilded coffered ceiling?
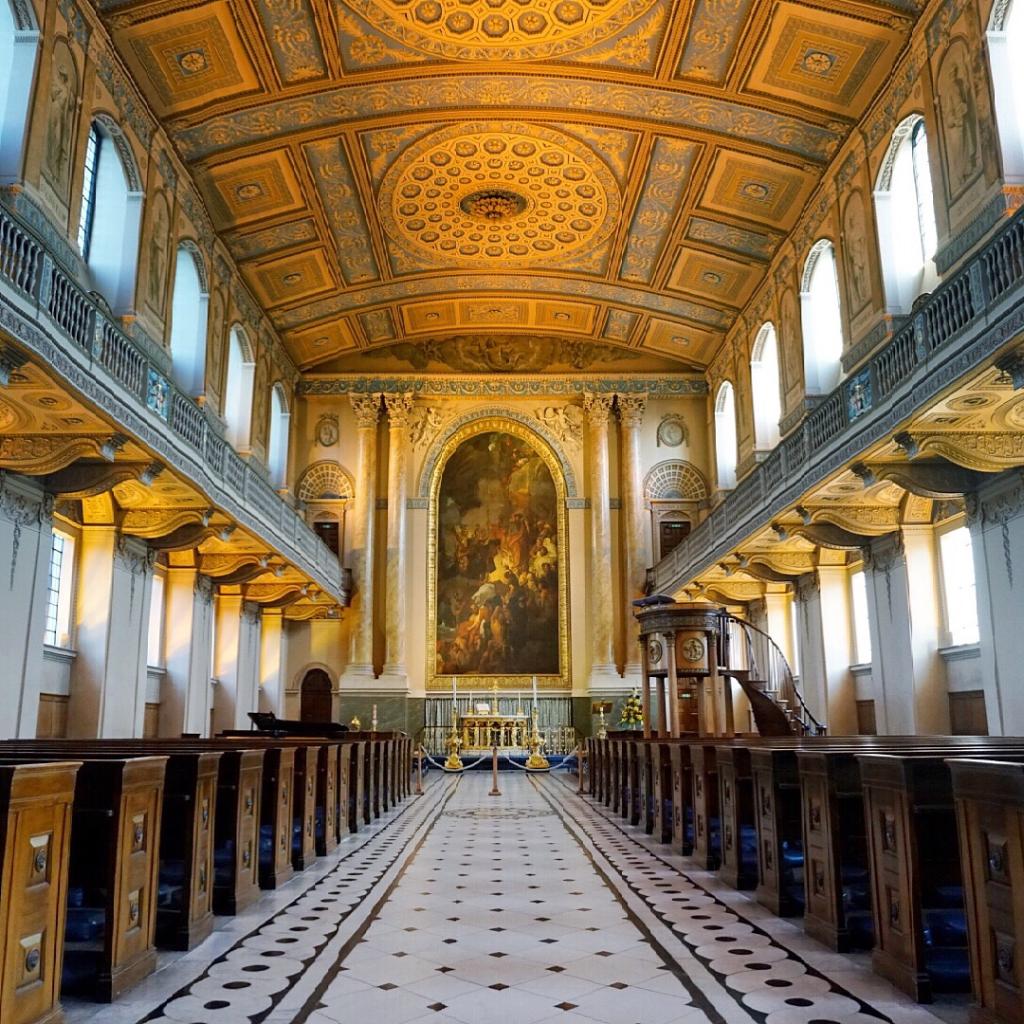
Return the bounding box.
[94,0,918,372]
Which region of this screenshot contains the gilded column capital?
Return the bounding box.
[616,393,647,429]
[582,391,613,426]
[384,391,415,430]
[350,393,382,429]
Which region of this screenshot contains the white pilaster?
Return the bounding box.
[161,567,214,736]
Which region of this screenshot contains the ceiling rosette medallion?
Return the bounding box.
[378,121,619,267]
[347,0,659,61]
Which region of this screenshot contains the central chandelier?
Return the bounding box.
[460,189,527,222]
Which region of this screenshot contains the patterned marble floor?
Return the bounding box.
[65,772,960,1024]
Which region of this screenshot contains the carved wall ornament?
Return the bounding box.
[979,473,1024,588]
[0,435,109,475]
[916,432,1024,472]
[408,406,444,449]
[534,405,584,450]
[42,39,79,202]
[656,414,688,447]
[314,414,339,447]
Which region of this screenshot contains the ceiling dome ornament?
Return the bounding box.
[348,0,659,61]
[379,122,619,267]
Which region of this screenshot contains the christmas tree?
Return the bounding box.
[619,689,643,728]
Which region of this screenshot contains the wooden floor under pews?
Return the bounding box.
[0,732,414,1024]
[585,732,1024,1024]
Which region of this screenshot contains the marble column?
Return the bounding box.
[343,393,381,681]
[259,608,287,717]
[617,393,648,680]
[68,532,154,738]
[212,596,262,733]
[583,392,618,689]
[0,473,53,738]
[161,565,215,736]
[381,392,414,689]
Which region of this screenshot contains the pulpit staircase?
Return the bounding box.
[717,613,825,736]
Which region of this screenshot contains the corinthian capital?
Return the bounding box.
[582,391,613,426]
[350,393,382,429]
[384,392,415,430]
[616,393,647,429]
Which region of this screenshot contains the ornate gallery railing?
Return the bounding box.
[654,204,1024,596]
[0,202,342,599]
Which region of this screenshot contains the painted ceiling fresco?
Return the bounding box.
[92,0,919,371]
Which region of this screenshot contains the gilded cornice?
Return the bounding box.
[298,374,707,398]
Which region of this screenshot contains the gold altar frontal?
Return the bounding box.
[460,714,530,752]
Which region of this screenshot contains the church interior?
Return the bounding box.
[1,0,1024,1020]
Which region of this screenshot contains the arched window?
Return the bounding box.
[223,325,254,451]
[0,0,39,182]
[714,381,738,490]
[988,0,1024,181]
[874,115,938,311]
[266,383,290,489]
[169,245,209,396]
[800,240,844,396]
[750,322,781,450]
[76,118,143,312]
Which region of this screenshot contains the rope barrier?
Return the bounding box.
[418,750,491,773]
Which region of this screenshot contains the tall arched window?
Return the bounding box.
[988,0,1024,181]
[750,322,781,450]
[0,0,39,182]
[800,240,844,396]
[76,118,143,312]
[224,325,254,452]
[714,381,738,490]
[266,383,290,489]
[169,245,209,397]
[874,115,938,312]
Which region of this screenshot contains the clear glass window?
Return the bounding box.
[850,568,872,665]
[938,525,980,646]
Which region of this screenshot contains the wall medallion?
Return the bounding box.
[315,413,339,446]
[656,414,687,447]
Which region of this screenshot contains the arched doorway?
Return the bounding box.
[300,669,332,722]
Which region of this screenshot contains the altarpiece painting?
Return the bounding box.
[433,429,563,681]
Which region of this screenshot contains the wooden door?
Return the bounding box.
[300,670,332,723]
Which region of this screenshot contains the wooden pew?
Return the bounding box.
[624,740,642,826]
[0,760,79,1024]
[858,749,1024,1004]
[716,742,758,890]
[949,757,1024,1024]
[691,741,722,870]
[669,742,695,856]
[650,741,673,842]
[0,754,168,1002]
[586,738,596,796]
[0,742,224,951]
[797,738,1024,955]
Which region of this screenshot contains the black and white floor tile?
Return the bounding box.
[65,773,960,1024]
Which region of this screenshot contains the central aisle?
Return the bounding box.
[122,773,952,1024]
[308,772,704,1024]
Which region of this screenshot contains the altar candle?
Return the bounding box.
[532,675,538,708]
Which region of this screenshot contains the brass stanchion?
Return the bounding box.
[489,740,501,797]
[525,707,550,770]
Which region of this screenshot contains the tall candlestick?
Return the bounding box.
[532,675,538,707]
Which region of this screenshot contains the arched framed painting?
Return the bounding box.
[426,417,570,691]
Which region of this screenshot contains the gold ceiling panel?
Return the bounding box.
[115,2,261,116]
[697,150,815,231]
[84,0,922,372]
[346,0,661,61]
[744,4,902,116]
[285,319,359,367]
[245,248,338,308]
[667,248,759,308]
[205,150,307,230]
[377,122,619,268]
